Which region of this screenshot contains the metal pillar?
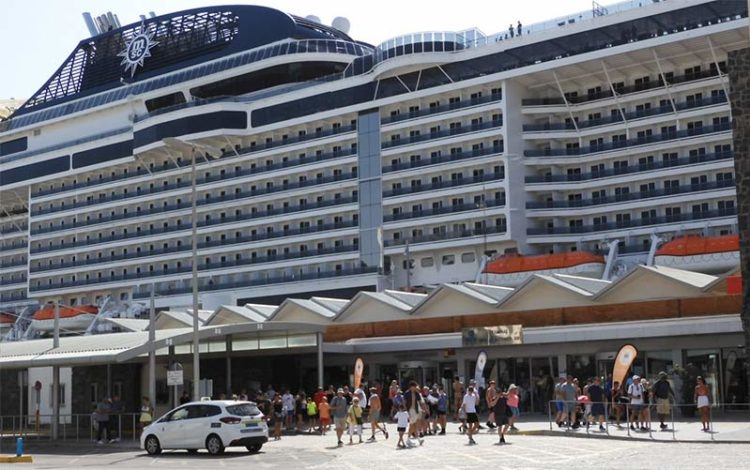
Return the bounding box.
[317,332,324,389]
[226,336,232,396]
[190,147,201,401]
[148,287,156,406]
[51,303,60,440]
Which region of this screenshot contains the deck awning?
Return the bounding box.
[0,321,326,369]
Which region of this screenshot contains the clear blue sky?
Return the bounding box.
[0,0,598,100]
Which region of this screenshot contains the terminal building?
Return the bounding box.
[0,0,748,423]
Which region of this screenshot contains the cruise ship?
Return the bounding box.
[0,0,747,336]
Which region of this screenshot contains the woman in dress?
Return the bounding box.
[694,376,712,431]
[139,396,153,434]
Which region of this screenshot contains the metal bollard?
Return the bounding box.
[671,403,676,441]
[16,437,24,457]
[626,404,631,437]
[548,401,553,430]
[709,405,714,441]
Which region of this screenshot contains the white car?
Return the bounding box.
[141,400,268,456]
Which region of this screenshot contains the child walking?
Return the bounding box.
[395,405,409,449]
[318,396,331,435]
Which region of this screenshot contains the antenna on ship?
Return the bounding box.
[592,1,609,17]
[82,11,122,36]
[332,17,351,34]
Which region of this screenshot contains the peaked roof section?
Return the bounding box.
[269,298,339,325]
[462,283,514,303]
[410,283,505,318]
[204,305,269,325]
[100,317,149,332]
[496,274,596,311]
[594,264,718,302]
[154,309,211,329]
[334,291,415,324]
[382,290,428,307]
[551,274,611,295]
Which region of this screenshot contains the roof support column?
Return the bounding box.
[317,332,324,389]
[148,287,156,408]
[51,303,60,440]
[226,336,233,396]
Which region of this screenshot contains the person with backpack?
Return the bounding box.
[652,371,674,430]
[628,375,646,431]
[435,386,448,435]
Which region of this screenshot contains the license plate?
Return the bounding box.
[243,420,260,428]
[240,428,261,433]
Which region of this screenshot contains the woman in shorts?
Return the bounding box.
[507,384,520,431]
[694,376,712,432]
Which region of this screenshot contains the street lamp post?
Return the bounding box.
[162,137,221,400]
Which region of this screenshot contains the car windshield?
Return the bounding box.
[225,403,261,417]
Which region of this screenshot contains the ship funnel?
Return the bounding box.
[82,12,99,36]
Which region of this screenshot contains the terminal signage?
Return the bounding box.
[462,324,523,347]
[167,370,184,386]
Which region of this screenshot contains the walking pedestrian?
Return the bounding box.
[517,20,523,36]
[347,397,364,444]
[138,396,153,435]
[435,386,448,435]
[319,396,331,434]
[485,380,498,430]
[452,377,464,419]
[367,387,388,441]
[652,371,674,430]
[95,397,114,444]
[493,389,511,444]
[395,405,409,449]
[282,389,295,430]
[331,388,348,446]
[272,395,283,440]
[561,376,577,428]
[507,384,521,431]
[462,385,480,445]
[587,377,606,431]
[628,375,645,431]
[403,381,424,445]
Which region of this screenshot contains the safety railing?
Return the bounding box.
[0,413,143,442]
[547,400,750,442]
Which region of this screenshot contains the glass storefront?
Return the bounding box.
[684,349,721,404]
[722,348,748,409]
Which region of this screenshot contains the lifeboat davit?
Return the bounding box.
[30,304,98,332]
[0,312,15,332]
[655,235,740,274]
[483,252,605,287]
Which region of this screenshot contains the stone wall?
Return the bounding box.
[729,46,750,402]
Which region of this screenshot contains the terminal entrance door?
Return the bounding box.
[398,361,438,389]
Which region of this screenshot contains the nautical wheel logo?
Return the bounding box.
[118,22,158,78]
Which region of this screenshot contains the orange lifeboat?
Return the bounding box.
[655,235,739,274]
[30,304,98,332]
[483,252,605,287]
[0,312,15,331]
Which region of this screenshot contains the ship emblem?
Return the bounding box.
[118,21,158,78]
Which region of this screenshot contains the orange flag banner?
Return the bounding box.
[612,344,638,390]
[354,357,364,390]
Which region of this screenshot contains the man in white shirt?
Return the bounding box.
[628,375,644,431]
[462,386,480,445]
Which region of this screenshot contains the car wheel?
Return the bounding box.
[187,449,199,454]
[206,434,224,456]
[145,435,162,455]
[246,443,262,453]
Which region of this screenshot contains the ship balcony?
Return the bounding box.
[30,220,357,275]
[525,150,734,186]
[382,119,503,151]
[522,95,728,137]
[526,179,736,214]
[29,245,360,293]
[31,172,358,235]
[523,122,731,158]
[383,172,504,199]
[526,207,737,239]
[30,147,357,215]
[520,69,726,111]
[384,224,507,249]
[30,196,358,255]
[381,92,503,128]
[130,266,379,300]
[383,144,504,175]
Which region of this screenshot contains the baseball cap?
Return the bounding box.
[633,375,641,380]
[337,388,344,393]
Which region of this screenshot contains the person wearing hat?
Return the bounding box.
[367,386,389,441]
[628,375,645,431]
[331,388,348,446]
[652,372,675,430]
[347,397,364,444]
[507,384,521,431]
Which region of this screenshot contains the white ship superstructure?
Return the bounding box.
[0,0,747,324]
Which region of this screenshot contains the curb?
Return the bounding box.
[517,429,750,444]
[0,455,33,463]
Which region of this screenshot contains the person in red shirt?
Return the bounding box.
[313,386,326,406]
